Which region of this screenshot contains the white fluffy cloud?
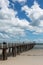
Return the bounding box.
[22,1,43,20]
[0,0,31,40]
[12,0,26,5]
[22,1,43,34]
[34,38,43,43]
[0,0,43,42]
[12,0,26,3]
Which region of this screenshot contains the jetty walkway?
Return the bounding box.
[0,42,35,60]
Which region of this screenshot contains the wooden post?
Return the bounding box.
[12,45,16,57]
[21,45,22,52]
[12,47,15,56]
[22,45,24,52]
[27,44,28,51]
[19,46,21,53]
[2,42,7,60]
[28,44,29,50]
[9,48,11,53]
[8,48,11,56]
[2,48,7,60]
[25,45,26,51]
[19,45,23,53]
[24,45,25,51]
[17,46,20,55]
[23,45,25,52]
[25,45,27,51]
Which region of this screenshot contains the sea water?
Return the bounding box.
[33,45,43,49]
[30,45,43,56]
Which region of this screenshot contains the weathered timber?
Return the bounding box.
[0,42,36,60]
[12,44,16,57]
[16,46,20,55]
[2,42,7,60]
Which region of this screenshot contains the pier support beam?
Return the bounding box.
[2,42,7,60]
[17,46,20,55]
[2,48,7,60]
[12,46,16,57]
[20,45,23,53]
[9,48,11,53]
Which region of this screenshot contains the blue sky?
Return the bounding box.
[0,0,43,43]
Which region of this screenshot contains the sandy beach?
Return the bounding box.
[0,49,43,65]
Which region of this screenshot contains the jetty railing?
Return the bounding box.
[0,42,35,60]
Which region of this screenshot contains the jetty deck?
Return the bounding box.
[0,42,35,60]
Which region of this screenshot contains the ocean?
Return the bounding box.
[29,45,43,56]
[33,45,43,49]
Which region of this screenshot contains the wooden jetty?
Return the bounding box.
[0,42,35,60]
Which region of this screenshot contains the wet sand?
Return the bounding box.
[0,49,43,65]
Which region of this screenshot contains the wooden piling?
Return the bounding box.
[0,42,35,61]
[12,44,16,57]
[9,48,11,53]
[17,46,20,55]
[2,42,7,60]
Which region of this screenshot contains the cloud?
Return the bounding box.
[34,38,43,43]
[12,0,26,5]
[0,0,9,8]
[12,0,26,3]
[0,0,43,42]
[22,1,43,34]
[0,0,31,40]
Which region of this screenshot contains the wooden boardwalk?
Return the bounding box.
[0,42,35,60]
